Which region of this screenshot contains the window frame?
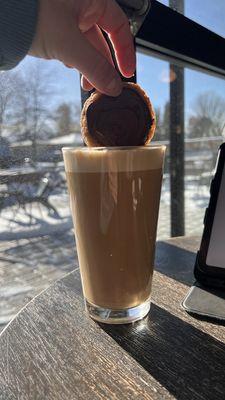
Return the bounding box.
[137,0,225,79]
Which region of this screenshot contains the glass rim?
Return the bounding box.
[62,144,166,153]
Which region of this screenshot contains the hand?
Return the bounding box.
[29,0,136,96]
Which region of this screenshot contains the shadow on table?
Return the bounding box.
[155,242,225,305]
[155,241,196,286]
[100,303,225,400]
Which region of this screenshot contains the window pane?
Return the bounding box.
[157,0,169,5]
[137,49,225,239]
[185,0,225,38]
[157,0,225,38]
[137,51,170,240]
[185,68,225,235]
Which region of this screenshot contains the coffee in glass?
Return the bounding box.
[63,145,165,324]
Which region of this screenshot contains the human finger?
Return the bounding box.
[60,27,122,96]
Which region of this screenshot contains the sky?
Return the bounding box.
[13,0,225,125]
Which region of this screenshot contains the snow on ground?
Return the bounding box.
[0,176,210,241]
[0,193,73,241]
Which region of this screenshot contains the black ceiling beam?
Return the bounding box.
[136,0,225,78]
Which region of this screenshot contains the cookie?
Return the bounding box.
[81,82,156,147]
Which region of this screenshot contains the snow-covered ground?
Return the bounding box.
[158,176,210,238]
[0,175,210,241]
[0,193,73,241]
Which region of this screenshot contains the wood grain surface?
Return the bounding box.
[1,237,225,400]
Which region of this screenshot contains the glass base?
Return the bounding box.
[85,298,151,324]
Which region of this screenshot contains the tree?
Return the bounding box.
[54,101,81,139]
[73,103,81,133]
[0,71,21,137]
[14,60,57,158]
[162,101,170,141]
[55,103,73,137]
[153,102,170,142]
[154,107,163,141]
[188,92,225,138]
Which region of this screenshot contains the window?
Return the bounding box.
[137,50,225,239]
[159,0,225,39]
[136,0,225,237]
[0,57,82,238]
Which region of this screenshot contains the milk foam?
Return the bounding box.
[63,146,165,173]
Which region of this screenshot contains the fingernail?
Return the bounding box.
[106,78,122,96]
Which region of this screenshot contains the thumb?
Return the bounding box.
[61,29,122,97]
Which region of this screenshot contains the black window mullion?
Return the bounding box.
[137,0,225,79]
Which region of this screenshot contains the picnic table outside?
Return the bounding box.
[0,164,66,220]
[1,236,225,400]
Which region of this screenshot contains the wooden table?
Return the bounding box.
[1,237,225,400]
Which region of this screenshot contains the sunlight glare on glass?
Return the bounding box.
[159,68,177,83]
